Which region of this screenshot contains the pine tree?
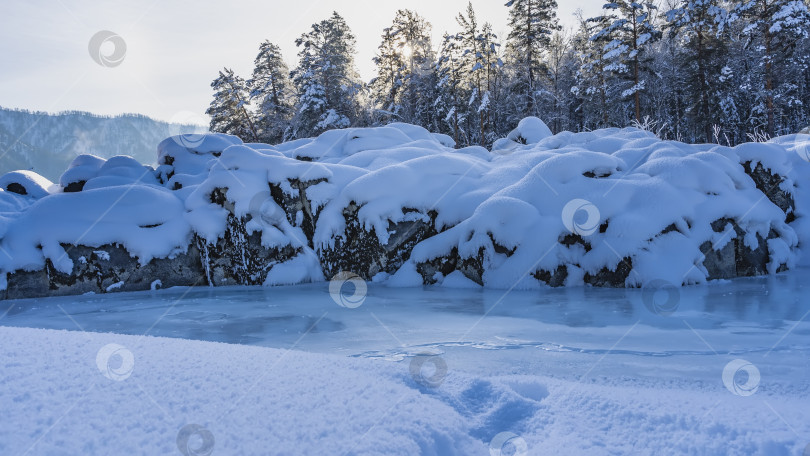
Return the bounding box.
[733,0,810,136]
[395,10,437,127]
[592,1,662,123]
[206,68,258,141]
[370,23,405,122]
[793,33,810,132]
[370,10,436,126]
[666,0,729,142]
[714,19,763,144]
[545,31,577,133]
[504,0,561,117]
[248,41,295,144]
[474,22,505,143]
[206,3,810,144]
[456,4,504,145]
[646,28,690,141]
[291,12,363,138]
[572,12,621,129]
[436,33,468,145]
[457,3,483,143]
[572,15,603,129]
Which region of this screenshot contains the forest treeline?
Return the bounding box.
[206,0,810,147]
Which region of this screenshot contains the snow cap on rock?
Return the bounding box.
[507,117,553,145]
[0,170,57,198]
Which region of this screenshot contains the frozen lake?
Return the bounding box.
[2,269,809,384]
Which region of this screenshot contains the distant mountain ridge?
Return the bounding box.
[0,107,203,181]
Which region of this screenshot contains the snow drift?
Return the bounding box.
[3,323,807,455]
[1,118,808,298]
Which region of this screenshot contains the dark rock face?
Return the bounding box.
[5,182,28,195]
[196,227,299,287]
[416,247,461,285]
[319,204,438,280]
[155,150,178,184]
[534,266,568,288]
[695,160,796,281]
[700,218,788,280]
[559,233,592,253]
[63,181,86,193]
[456,248,485,286]
[743,162,796,222]
[415,246,487,286]
[585,258,633,288]
[700,239,737,280]
[4,244,204,300]
[197,187,301,286]
[2,184,304,298]
[269,178,327,247]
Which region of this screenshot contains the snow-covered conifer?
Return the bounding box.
[206,68,258,141]
[248,41,295,144]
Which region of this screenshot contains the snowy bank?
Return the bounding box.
[1,325,807,455]
[0,326,483,455]
[6,327,808,456]
[0,118,808,298]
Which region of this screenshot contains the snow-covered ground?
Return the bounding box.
[2,268,808,455]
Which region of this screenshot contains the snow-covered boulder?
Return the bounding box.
[183,142,327,287]
[190,187,305,287]
[59,154,160,192]
[59,154,105,192]
[0,184,197,298]
[397,130,804,289]
[0,170,56,198]
[508,117,553,145]
[156,133,242,191]
[0,119,808,298]
[6,244,203,299]
[318,203,439,280]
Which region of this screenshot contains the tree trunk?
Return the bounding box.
[231,82,259,142]
[526,5,534,116]
[453,112,459,147]
[632,13,641,124]
[697,29,712,142]
[764,19,775,137]
[479,111,485,146]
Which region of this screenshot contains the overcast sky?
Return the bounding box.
[0,0,602,123]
